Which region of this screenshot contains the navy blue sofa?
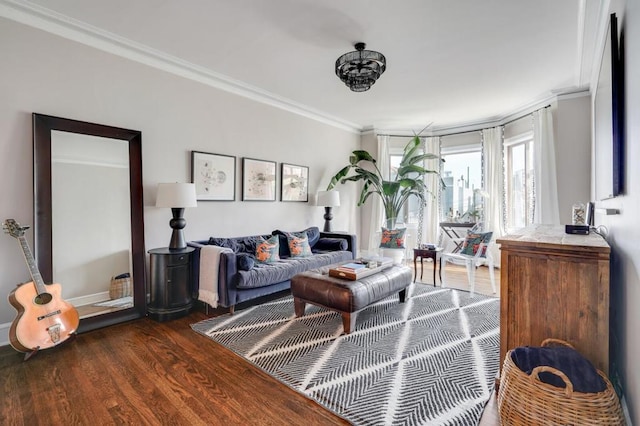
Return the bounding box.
[188,227,356,312]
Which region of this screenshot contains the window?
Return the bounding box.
[440,149,482,222]
[504,132,534,230]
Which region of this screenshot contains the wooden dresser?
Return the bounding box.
[497,224,610,374]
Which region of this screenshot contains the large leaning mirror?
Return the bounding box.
[33,113,146,333]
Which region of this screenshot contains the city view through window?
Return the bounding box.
[441,151,482,222]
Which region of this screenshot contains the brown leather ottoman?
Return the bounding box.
[290,265,412,334]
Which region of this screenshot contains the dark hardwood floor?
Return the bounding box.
[0,309,348,425]
[1,287,500,425]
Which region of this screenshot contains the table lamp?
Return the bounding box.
[317,190,340,232]
[156,183,197,250]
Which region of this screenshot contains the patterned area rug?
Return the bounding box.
[192,284,500,425]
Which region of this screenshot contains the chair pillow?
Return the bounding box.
[287,233,312,258]
[460,231,492,256]
[379,227,406,249]
[255,235,280,263]
[236,253,255,271]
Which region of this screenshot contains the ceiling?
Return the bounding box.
[4,0,605,133]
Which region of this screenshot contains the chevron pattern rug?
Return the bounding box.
[192,284,500,425]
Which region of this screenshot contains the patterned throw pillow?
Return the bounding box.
[287,233,312,258]
[460,231,493,257]
[255,235,280,263]
[379,227,407,249]
[272,227,321,257]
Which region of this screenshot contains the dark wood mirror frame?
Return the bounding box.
[33,113,146,333]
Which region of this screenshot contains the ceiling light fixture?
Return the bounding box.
[335,42,386,92]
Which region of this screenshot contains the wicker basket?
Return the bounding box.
[109,275,132,299]
[498,338,625,425]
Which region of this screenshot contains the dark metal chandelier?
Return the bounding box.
[335,42,386,92]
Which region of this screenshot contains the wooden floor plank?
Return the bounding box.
[1,265,500,425]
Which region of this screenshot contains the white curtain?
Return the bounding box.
[533,108,560,224]
[368,135,389,253]
[482,126,505,266]
[422,136,441,245]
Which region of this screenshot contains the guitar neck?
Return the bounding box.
[17,235,48,295]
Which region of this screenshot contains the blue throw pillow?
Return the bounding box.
[236,236,266,254]
[303,227,320,247]
[236,253,255,271]
[314,238,348,252]
[208,237,240,253]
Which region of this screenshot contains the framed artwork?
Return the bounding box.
[191,151,236,201]
[242,158,277,201]
[281,163,309,202]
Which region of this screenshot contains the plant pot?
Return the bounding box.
[380,248,405,265]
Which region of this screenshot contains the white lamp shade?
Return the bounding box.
[317,190,340,207]
[156,183,197,208]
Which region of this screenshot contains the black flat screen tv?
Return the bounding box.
[594,13,624,200]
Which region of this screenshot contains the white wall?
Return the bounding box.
[594,0,640,422]
[553,95,592,224]
[0,18,360,338]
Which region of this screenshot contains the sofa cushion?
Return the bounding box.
[313,238,348,252]
[237,253,255,271]
[272,227,321,256]
[255,235,280,263]
[235,250,353,289]
[303,227,321,247]
[288,233,312,257]
[208,237,240,253]
[236,235,269,254]
[379,227,407,249]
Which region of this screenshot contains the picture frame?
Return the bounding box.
[242,158,277,201]
[280,163,309,202]
[191,151,236,201]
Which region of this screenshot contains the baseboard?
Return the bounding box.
[68,291,110,306]
[0,322,10,348]
[621,394,632,425]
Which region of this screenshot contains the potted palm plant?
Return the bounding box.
[327,135,443,231]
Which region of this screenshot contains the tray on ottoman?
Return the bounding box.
[291,264,412,334]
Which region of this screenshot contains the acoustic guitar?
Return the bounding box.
[3,219,79,356]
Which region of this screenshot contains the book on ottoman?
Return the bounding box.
[329,257,393,280]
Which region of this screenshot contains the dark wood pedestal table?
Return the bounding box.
[413,247,443,285]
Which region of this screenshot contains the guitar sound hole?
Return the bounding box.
[34,293,53,305]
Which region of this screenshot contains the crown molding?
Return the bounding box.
[0,0,363,134]
[372,88,590,138]
[0,0,598,138]
[589,0,613,92]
